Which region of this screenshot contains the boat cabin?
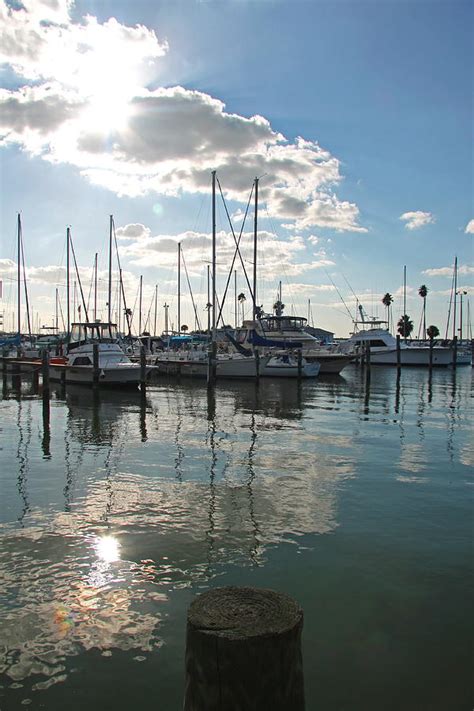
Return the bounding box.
[259,316,308,333]
[69,322,118,350]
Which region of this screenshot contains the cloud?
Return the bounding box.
[399,211,435,230]
[0,1,366,234]
[115,223,150,241]
[464,219,474,234]
[116,225,335,280]
[422,264,474,277]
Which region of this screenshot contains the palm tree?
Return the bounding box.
[181,324,188,333]
[381,293,393,330]
[418,285,428,339]
[273,299,285,317]
[397,314,414,340]
[427,324,439,340]
[238,292,246,323]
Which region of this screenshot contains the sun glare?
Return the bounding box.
[94,535,121,563]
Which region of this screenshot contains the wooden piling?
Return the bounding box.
[396,335,401,369]
[140,346,147,391]
[183,586,305,711]
[365,341,371,369]
[32,365,39,392]
[93,343,99,388]
[429,337,434,371]
[255,348,260,380]
[42,350,50,398]
[452,335,458,369]
[297,348,303,379]
[207,341,217,385]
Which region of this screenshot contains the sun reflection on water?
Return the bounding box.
[94,535,121,564]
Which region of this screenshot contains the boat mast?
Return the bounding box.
[253,176,259,319]
[452,255,458,340]
[17,214,21,336]
[212,171,217,340]
[138,275,143,335]
[177,242,181,334]
[164,302,169,335]
[234,269,237,328]
[55,288,59,332]
[108,215,113,324]
[154,284,158,337]
[93,252,98,321]
[66,226,70,337]
[207,265,211,335]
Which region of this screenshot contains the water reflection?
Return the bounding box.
[1,367,471,700]
[16,400,31,525]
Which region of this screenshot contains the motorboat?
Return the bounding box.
[151,345,263,379]
[49,322,148,386]
[233,317,353,374]
[340,327,454,367]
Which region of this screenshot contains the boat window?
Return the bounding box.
[358,339,387,347]
[72,356,92,365]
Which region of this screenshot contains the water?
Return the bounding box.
[0,367,472,710]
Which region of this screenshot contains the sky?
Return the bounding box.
[0,0,472,337]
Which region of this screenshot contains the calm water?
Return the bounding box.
[0,367,472,710]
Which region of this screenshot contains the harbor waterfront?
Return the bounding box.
[0,366,472,710]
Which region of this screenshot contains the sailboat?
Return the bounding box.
[49,220,149,387]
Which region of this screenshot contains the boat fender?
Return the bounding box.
[100,369,106,378]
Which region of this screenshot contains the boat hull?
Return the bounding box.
[49,364,144,386]
[154,355,259,378]
[304,353,353,374]
[261,359,320,378]
[369,348,453,366]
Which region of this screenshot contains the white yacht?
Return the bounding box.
[341,326,454,367]
[49,322,148,386]
[233,317,353,374]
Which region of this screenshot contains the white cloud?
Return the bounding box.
[423,264,474,277]
[116,225,335,280]
[115,223,150,241]
[399,211,435,230]
[464,219,474,234]
[0,1,366,234]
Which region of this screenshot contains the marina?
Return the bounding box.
[0,364,472,710]
[1,0,472,708]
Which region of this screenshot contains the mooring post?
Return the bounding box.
[140,345,147,391]
[32,364,39,392]
[2,354,7,394]
[207,341,217,385]
[297,348,303,379]
[365,341,371,369]
[183,586,305,711]
[42,390,51,458]
[93,343,99,388]
[396,334,401,369]
[429,337,434,371]
[255,348,260,380]
[41,349,50,399]
[452,335,458,369]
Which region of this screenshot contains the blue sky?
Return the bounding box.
[0,0,472,336]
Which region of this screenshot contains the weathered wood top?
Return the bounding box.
[187,586,303,640]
